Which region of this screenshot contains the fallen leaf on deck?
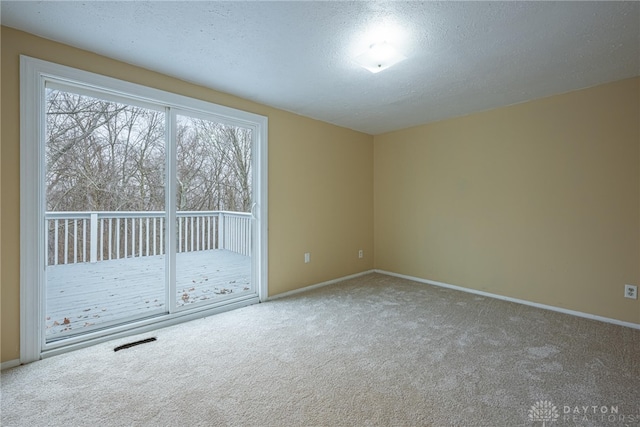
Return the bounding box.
[63,318,70,325]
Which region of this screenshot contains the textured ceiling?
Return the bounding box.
[2,1,639,135]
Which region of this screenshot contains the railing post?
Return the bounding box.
[90,213,98,263]
[218,212,225,250]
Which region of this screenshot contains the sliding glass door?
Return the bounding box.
[44,85,168,340]
[175,113,254,309]
[21,56,267,359]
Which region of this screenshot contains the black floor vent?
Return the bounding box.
[114,337,157,352]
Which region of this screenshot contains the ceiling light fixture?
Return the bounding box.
[354,41,406,74]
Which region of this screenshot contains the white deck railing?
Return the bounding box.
[45,210,251,266]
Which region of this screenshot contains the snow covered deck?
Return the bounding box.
[45,249,251,338]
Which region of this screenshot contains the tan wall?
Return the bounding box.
[0,27,374,363]
[375,77,640,324]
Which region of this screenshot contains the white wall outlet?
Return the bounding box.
[304,252,310,263]
[358,249,363,259]
[624,284,637,300]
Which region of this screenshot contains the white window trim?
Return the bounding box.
[20,55,268,363]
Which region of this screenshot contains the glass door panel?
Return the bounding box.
[175,114,253,308]
[44,86,167,341]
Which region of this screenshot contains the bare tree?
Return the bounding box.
[46,89,252,214]
[176,116,252,212]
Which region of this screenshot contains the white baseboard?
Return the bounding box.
[268,270,375,301]
[1,359,21,371]
[375,269,640,330]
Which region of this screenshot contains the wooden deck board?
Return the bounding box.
[46,249,250,338]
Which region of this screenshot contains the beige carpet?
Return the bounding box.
[1,273,639,426]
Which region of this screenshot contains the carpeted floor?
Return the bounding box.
[1,273,639,426]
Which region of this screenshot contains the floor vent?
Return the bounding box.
[114,337,157,352]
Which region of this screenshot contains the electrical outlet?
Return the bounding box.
[358,249,363,259]
[304,252,310,264]
[624,284,637,300]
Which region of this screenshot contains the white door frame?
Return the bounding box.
[19,55,268,363]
